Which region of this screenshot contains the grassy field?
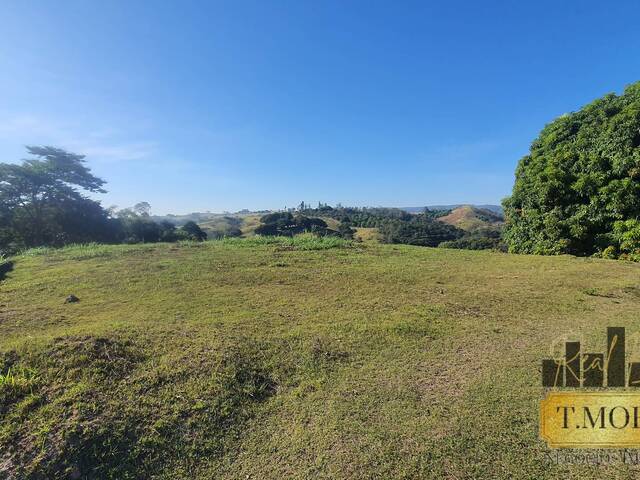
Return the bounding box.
[1,239,640,478]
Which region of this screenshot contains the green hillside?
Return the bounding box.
[1,240,640,478]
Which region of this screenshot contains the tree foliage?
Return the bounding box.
[0,146,209,253]
[0,146,114,252]
[255,212,333,237]
[295,205,464,246]
[378,218,463,247]
[438,228,504,251]
[503,82,640,257]
[180,221,208,241]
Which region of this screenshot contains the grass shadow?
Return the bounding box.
[0,261,14,281]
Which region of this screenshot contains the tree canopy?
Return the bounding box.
[255,212,333,237]
[181,221,208,241]
[0,146,114,250]
[503,81,640,258]
[0,146,210,253]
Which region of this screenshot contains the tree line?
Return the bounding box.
[255,211,355,238]
[0,147,206,256]
[288,205,497,248]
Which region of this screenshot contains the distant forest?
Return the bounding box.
[254,203,503,249]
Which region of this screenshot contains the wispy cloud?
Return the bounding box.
[65,141,157,162]
[0,112,157,163]
[0,113,68,138]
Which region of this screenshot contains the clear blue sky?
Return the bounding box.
[2,1,639,214]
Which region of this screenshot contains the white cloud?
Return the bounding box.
[65,141,157,162]
[0,112,157,163]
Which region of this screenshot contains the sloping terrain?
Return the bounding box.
[401,204,503,215]
[198,215,244,238]
[437,205,503,231]
[238,215,262,236]
[198,214,263,238]
[353,227,380,242]
[1,240,640,478]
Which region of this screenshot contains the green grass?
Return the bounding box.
[1,239,640,478]
[218,233,353,250]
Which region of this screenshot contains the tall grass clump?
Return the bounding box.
[17,243,160,261]
[218,233,352,250]
[0,367,39,392]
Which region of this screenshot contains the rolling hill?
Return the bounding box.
[401,204,504,215]
[437,205,504,231]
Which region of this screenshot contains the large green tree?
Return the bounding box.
[503,81,640,257]
[0,146,112,251]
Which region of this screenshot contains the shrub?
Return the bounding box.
[255,213,331,237]
[180,221,207,241]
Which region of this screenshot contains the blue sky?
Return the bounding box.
[2,1,639,214]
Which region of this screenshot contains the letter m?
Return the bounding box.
[583,406,606,429]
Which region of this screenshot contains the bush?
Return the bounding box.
[596,219,640,260]
[255,213,330,237]
[337,223,356,239]
[180,221,207,241]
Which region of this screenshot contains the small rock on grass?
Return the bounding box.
[65,294,80,304]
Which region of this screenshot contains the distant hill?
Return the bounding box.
[151,212,221,226]
[436,205,503,231]
[198,216,244,239]
[151,210,270,227]
[401,204,503,215]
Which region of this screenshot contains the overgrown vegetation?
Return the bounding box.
[301,205,449,228]
[503,81,640,259]
[377,217,464,247]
